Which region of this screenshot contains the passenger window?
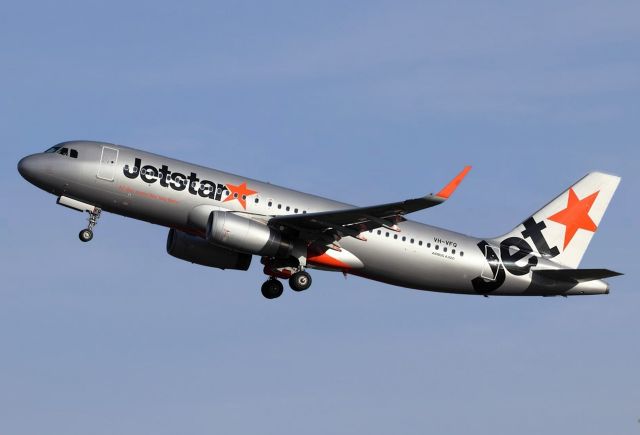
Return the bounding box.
[377,230,381,235]
[402,236,406,241]
[435,245,439,250]
[69,149,78,158]
[443,247,447,252]
[268,201,272,207]
[394,234,398,240]
[410,239,414,244]
[60,148,69,156]
[452,249,456,254]
[255,198,259,204]
[286,206,290,211]
[460,251,464,257]
[294,208,298,213]
[277,204,282,209]
[419,241,423,246]
[385,232,389,237]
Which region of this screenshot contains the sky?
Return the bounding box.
[0,1,639,434]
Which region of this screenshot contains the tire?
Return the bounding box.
[289,271,312,292]
[79,229,93,242]
[261,279,284,299]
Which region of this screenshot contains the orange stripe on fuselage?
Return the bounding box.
[307,252,351,270]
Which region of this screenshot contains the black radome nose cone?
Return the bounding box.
[17,156,30,179]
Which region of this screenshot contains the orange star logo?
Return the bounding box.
[223,181,257,209]
[547,188,599,249]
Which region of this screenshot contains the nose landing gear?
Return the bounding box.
[79,229,93,242]
[79,208,101,242]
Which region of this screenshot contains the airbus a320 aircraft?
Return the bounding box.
[18,141,622,299]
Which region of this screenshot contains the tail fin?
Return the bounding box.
[496,172,620,268]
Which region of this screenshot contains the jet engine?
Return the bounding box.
[206,211,293,257]
[166,228,252,270]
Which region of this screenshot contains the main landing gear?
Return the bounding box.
[261,270,313,299]
[79,208,101,242]
[261,278,284,299]
[289,271,312,292]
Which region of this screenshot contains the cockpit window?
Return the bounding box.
[49,145,79,159]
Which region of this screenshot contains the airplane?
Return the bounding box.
[17,141,622,299]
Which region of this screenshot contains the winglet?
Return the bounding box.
[435,166,472,199]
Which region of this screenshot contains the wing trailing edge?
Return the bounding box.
[269,166,472,241]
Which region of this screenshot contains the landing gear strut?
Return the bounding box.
[289,271,312,292]
[261,278,284,299]
[79,208,101,242]
[261,256,313,298]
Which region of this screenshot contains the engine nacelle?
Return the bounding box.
[166,228,252,270]
[206,211,293,257]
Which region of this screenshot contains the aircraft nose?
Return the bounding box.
[17,156,33,179]
[17,154,46,183]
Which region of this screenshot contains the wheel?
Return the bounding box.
[261,279,284,299]
[289,271,312,292]
[79,229,93,242]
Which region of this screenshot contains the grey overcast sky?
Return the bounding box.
[1,1,639,434]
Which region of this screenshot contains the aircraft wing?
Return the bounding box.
[269,166,471,242]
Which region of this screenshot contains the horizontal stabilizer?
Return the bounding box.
[537,268,623,283]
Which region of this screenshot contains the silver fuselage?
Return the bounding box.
[18,141,609,296]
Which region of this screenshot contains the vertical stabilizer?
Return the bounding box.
[496,172,620,268]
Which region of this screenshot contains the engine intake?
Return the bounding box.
[167,228,252,270]
[206,211,293,257]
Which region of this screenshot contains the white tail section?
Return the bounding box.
[496,172,620,268]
